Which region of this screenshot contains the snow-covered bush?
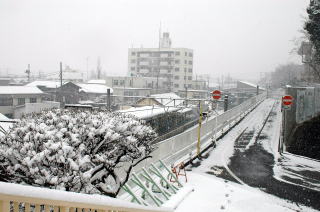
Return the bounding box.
[0,109,157,197]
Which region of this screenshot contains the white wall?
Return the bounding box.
[14,101,60,118]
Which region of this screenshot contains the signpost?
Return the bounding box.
[282,95,293,106]
[281,95,293,153]
[212,90,221,100]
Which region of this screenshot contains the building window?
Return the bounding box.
[175,68,180,72]
[188,68,192,73]
[175,51,180,56]
[174,84,179,88]
[184,60,187,64]
[174,76,179,80]
[188,84,192,88]
[184,76,186,80]
[18,98,25,105]
[113,80,118,86]
[189,52,193,57]
[120,80,125,86]
[184,68,187,72]
[189,61,193,65]
[0,97,13,106]
[185,52,187,56]
[131,59,136,64]
[175,60,180,64]
[188,76,192,80]
[131,67,135,71]
[30,98,37,103]
[131,52,136,56]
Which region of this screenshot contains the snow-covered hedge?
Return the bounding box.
[0,109,157,197]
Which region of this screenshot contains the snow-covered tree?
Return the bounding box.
[303,0,320,78]
[0,109,157,197]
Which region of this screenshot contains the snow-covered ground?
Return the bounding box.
[171,98,319,211]
[174,173,316,212]
[196,98,275,169]
[274,152,320,192]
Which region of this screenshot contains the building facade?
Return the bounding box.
[0,86,60,118]
[128,33,194,92]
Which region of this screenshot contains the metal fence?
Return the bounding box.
[135,93,266,170]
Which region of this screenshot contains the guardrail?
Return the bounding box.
[0,181,172,212]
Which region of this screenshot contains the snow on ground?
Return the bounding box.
[258,100,282,160]
[257,99,320,192]
[273,152,320,192]
[172,98,318,211]
[175,172,316,212]
[196,98,275,169]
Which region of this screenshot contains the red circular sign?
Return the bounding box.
[212,90,221,100]
[282,95,293,106]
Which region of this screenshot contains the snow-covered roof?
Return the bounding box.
[87,79,106,85]
[238,81,265,90]
[119,105,183,119]
[238,81,258,88]
[25,80,63,89]
[77,83,113,94]
[150,93,184,107]
[0,86,43,95]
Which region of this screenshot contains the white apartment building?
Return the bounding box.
[128,32,194,92]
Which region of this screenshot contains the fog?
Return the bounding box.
[0,0,309,81]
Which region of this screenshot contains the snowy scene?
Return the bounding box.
[0,0,320,212]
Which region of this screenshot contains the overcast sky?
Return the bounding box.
[0,0,309,81]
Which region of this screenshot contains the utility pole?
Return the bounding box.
[97,57,101,79]
[156,23,161,92]
[86,57,89,81]
[59,62,63,105]
[25,64,31,82]
[197,101,203,157]
[107,88,111,111]
[60,62,63,88]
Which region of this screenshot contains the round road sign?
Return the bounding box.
[212,90,221,100]
[282,95,293,106]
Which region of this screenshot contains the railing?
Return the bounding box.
[133,93,267,171]
[120,93,267,202]
[0,181,172,212]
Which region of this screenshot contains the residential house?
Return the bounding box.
[0,86,60,118]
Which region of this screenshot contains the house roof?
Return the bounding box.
[77,83,113,94]
[25,80,64,89]
[87,79,106,85]
[150,93,183,107]
[0,86,43,95]
[119,105,181,119]
[238,81,265,90]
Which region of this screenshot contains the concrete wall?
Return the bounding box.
[284,86,320,147]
